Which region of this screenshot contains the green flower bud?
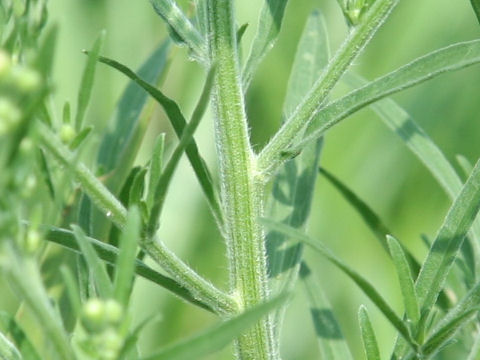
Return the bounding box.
[98,328,123,360]
[0,51,12,79]
[0,98,21,135]
[60,124,76,144]
[10,66,41,93]
[24,229,41,254]
[104,299,123,326]
[82,298,106,333]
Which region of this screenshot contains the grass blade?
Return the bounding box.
[43,225,212,312]
[261,218,415,348]
[150,0,206,62]
[301,40,480,148]
[146,66,216,236]
[300,263,353,360]
[97,54,223,227]
[141,294,288,360]
[242,0,289,89]
[415,158,480,313]
[75,31,105,131]
[471,0,480,24]
[386,235,420,326]
[113,207,141,307]
[359,306,381,360]
[0,312,41,360]
[72,225,113,299]
[267,9,328,288]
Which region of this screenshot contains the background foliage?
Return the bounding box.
[1,0,480,359]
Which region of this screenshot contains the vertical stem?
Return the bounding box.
[206,0,275,358]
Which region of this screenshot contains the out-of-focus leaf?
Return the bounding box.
[118,314,162,360]
[0,330,21,360]
[97,40,170,193]
[0,312,41,360]
[150,0,206,62]
[358,306,381,360]
[387,236,420,327]
[147,134,166,209]
[75,32,105,131]
[34,25,57,76]
[43,226,212,312]
[415,158,480,314]
[471,0,480,24]
[36,149,55,199]
[60,265,82,317]
[96,54,223,228]
[261,218,415,348]
[299,263,353,360]
[146,65,216,236]
[69,126,92,151]
[457,155,474,180]
[141,294,288,360]
[268,9,329,289]
[242,0,289,89]
[301,40,480,148]
[72,225,113,299]
[113,207,141,307]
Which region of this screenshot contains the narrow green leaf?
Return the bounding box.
[43,226,212,312]
[97,54,223,228]
[386,235,420,326]
[236,23,249,46]
[471,0,480,24]
[33,25,58,76]
[242,0,289,89]
[62,102,71,124]
[0,330,21,360]
[0,312,41,360]
[300,263,353,360]
[301,40,480,148]
[128,168,147,208]
[147,134,166,209]
[415,158,480,313]
[118,315,161,360]
[69,126,92,151]
[268,10,329,287]
[261,218,415,348]
[113,207,141,307]
[36,149,55,199]
[75,31,105,131]
[456,154,474,180]
[150,0,206,62]
[358,306,381,360]
[72,225,113,299]
[60,265,82,317]
[146,65,217,236]
[421,309,478,357]
[96,40,170,194]
[467,329,480,360]
[141,294,288,360]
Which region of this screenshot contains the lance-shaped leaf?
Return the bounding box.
[43,225,212,312]
[146,66,216,236]
[300,263,353,360]
[96,54,223,228]
[471,0,480,24]
[261,218,416,349]
[300,40,480,149]
[387,235,420,327]
[150,0,207,62]
[76,31,105,131]
[268,10,328,290]
[0,330,21,360]
[242,0,289,89]
[141,294,288,360]
[358,306,381,360]
[415,158,480,314]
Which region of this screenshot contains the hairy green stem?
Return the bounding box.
[258,0,398,177]
[36,122,234,314]
[206,0,275,358]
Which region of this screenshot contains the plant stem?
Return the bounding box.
[206,0,275,358]
[36,122,235,314]
[258,0,398,177]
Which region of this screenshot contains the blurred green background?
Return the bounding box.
[3,0,480,358]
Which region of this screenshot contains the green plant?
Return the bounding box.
[1,0,480,359]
